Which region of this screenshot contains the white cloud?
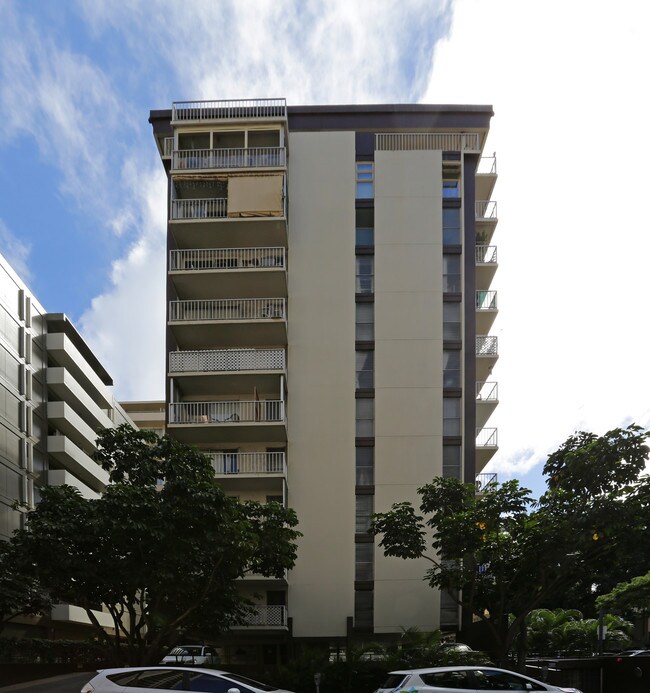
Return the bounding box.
[0,220,32,285]
[423,0,650,476]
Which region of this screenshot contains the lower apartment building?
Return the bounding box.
[0,253,134,639]
[149,100,499,664]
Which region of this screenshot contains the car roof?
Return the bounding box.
[99,667,229,675]
[388,666,507,675]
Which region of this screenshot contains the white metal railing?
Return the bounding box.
[236,605,287,627]
[476,335,498,356]
[476,472,497,490]
[476,428,498,447]
[477,153,497,175]
[476,290,497,310]
[375,132,480,151]
[169,298,285,322]
[476,381,498,401]
[169,247,285,271]
[169,348,285,373]
[163,137,174,158]
[207,451,286,475]
[169,400,285,424]
[173,147,286,170]
[170,198,227,220]
[476,200,498,220]
[172,98,287,122]
[475,245,497,264]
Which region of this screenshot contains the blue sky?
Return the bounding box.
[1,0,649,495]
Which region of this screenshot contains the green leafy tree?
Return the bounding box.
[10,425,300,665]
[596,572,650,612]
[371,425,649,667]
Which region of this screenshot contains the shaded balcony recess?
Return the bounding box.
[475,472,498,491]
[476,290,497,310]
[173,147,286,171]
[207,451,286,476]
[169,247,285,272]
[169,400,285,425]
[475,245,497,264]
[476,427,498,448]
[231,605,288,629]
[169,348,285,374]
[476,381,498,401]
[476,335,498,356]
[476,200,498,220]
[375,132,480,152]
[169,298,285,322]
[172,98,287,123]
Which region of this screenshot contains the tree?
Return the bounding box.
[596,572,650,613]
[10,425,300,665]
[371,425,650,667]
[0,541,51,633]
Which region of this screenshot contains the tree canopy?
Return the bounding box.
[596,571,650,613]
[10,425,300,665]
[371,425,650,666]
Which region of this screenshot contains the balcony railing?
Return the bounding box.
[375,132,480,152]
[475,245,497,264]
[476,200,498,220]
[476,290,497,310]
[169,298,285,322]
[169,247,285,272]
[170,348,285,374]
[207,451,286,475]
[476,428,498,447]
[171,198,227,220]
[173,147,286,170]
[169,400,285,425]
[172,99,288,122]
[477,154,497,175]
[476,381,498,401]
[476,472,497,491]
[476,335,498,355]
[235,605,287,628]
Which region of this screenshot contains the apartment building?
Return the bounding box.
[149,100,499,662]
[0,253,134,638]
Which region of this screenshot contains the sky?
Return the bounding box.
[0,0,648,496]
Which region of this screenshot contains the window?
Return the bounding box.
[355,542,374,580]
[356,208,374,246]
[356,162,374,198]
[443,302,461,341]
[473,669,545,691]
[354,589,373,628]
[124,669,185,689]
[355,303,374,341]
[356,351,374,389]
[420,670,470,688]
[188,673,255,693]
[355,494,373,532]
[356,398,374,437]
[443,350,462,387]
[442,179,460,198]
[356,447,374,485]
[443,398,462,436]
[443,207,461,245]
[443,445,461,479]
[356,256,374,294]
[266,495,284,505]
[443,255,462,292]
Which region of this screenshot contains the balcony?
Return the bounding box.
[208,451,286,495]
[476,381,498,429]
[230,604,288,630]
[476,290,498,333]
[475,472,497,493]
[476,335,498,382]
[476,427,498,471]
[375,132,481,152]
[476,154,497,201]
[169,348,286,396]
[168,400,286,444]
[169,247,287,299]
[168,298,286,349]
[171,98,287,124]
[475,200,498,244]
[475,245,497,290]
[172,147,286,172]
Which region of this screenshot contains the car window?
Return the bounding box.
[188,673,254,693]
[128,669,185,690]
[379,674,409,690]
[107,671,142,685]
[221,673,278,692]
[420,671,471,688]
[473,669,545,691]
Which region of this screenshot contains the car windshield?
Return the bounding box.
[379,674,409,690]
[222,673,279,691]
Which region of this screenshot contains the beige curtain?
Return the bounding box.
[228,174,283,217]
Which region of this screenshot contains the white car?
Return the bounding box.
[80,667,296,693]
[160,645,219,666]
[374,666,583,693]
